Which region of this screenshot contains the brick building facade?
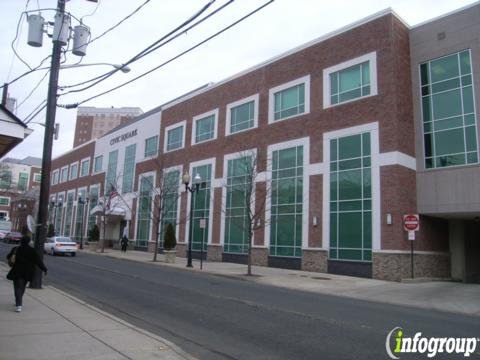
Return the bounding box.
[48,5,480,282]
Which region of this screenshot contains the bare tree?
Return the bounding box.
[222,150,272,276]
[140,163,184,262]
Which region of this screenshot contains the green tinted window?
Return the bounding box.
[231,101,254,133]
[270,146,303,257]
[158,170,180,249]
[330,133,372,262]
[224,156,252,254]
[145,136,158,157]
[136,175,153,248]
[274,84,305,120]
[17,172,28,191]
[189,164,212,252]
[167,126,183,151]
[195,115,215,143]
[94,155,103,173]
[122,144,136,194]
[420,50,478,169]
[330,61,370,105]
[106,150,118,193]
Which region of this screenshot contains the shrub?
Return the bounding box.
[89,224,100,242]
[163,223,176,250]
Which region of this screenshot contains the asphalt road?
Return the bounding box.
[1,243,479,360]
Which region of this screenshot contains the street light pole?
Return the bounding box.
[182,172,202,268]
[78,197,89,250]
[31,0,66,289]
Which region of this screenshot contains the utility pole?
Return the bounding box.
[30,0,66,289]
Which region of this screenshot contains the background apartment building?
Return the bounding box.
[48,3,480,283]
[73,106,143,147]
[0,156,41,224]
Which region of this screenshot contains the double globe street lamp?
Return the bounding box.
[182,171,203,268]
[77,197,90,250]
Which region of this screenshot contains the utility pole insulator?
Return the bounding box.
[27,14,45,47]
[53,12,70,45]
[72,25,90,57]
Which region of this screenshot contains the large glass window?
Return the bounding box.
[330,133,372,262]
[195,115,215,144]
[122,144,136,194]
[55,194,64,233]
[158,170,180,249]
[87,186,99,233]
[274,84,305,121]
[106,150,118,193]
[0,197,9,206]
[94,155,103,173]
[167,126,184,151]
[69,163,78,181]
[189,164,211,252]
[63,192,74,236]
[330,62,370,105]
[17,172,28,191]
[144,136,158,157]
[224,156,252,254]
[52,170,59,185]
[136,175,153,248]
[230,101,254,134]
[61,167,68,182]
[80,159,90,177]
[74,189,86,243]
[270,146,303,257]
[421,50,478,168]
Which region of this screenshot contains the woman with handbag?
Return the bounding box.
[6,235,48,313]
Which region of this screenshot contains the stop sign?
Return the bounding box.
[403,214,419,231]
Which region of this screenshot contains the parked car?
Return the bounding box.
[4,231,22,244]
[0,231,7,240]
[44,236,78,256]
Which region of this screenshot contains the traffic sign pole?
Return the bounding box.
[403,214,419,279]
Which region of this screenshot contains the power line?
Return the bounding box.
[16,69,50,110]
[87,0,150,45]
[24,100,47,124]
[58,0,217,92]
[58,0,274,108]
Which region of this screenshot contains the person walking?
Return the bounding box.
[120,234,129,253]
[6,235,48,313]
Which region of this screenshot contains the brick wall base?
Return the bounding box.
[251,248,268,266]
[373,252,450,282]
[302,249,328,273]
[207,244,223,261]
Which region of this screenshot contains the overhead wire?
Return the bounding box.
[58,0,275,108]
[16,69,50,110]
[87,0,149,45]
[24,100,47,124]
[58,0,217,92]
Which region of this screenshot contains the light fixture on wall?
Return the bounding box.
[312,216,318,227]
[386,213,392,225]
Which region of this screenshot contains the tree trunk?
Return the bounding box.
[101,213,105,253]
[153,232,159,262]
[247,231,253,276]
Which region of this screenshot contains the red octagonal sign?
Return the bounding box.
[403,214,419,231]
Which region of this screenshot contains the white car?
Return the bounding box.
[44,236,78,256]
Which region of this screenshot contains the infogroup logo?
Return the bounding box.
[385,327,479,359]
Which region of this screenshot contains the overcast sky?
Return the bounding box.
[1,0,477,159]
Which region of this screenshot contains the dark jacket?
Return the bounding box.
[6,245,47,282]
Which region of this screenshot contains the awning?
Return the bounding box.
[89,205,130,220]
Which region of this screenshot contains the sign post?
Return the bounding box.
[403,214,420,279]
[199,218,206,270]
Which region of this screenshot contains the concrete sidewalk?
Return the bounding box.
[89,247,480,317]
[0,264,196,360]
